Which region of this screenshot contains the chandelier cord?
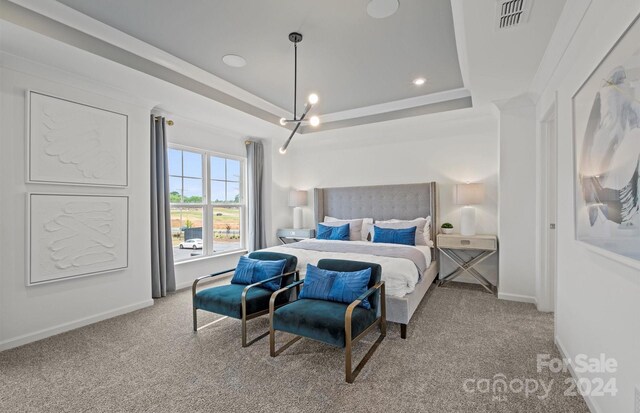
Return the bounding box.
[293,42,298,120]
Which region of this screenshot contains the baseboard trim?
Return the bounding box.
[0,299,154,352]
[554,336,601,413]
[497,292,537,304]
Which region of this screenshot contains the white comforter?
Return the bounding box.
[263,240,431,297]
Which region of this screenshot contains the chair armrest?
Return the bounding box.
[241,270,299,302]
[345,281,385,326]
[269,279,305,312]
[192,268,236,298]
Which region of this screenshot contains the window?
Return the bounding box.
[169,147,245,262]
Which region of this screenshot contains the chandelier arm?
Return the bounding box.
[280,119,303,154]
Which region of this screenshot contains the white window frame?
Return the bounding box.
[169,144,247,261]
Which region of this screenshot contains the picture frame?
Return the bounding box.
[27,193,129,286]
[572,15,640,266]
[27,90,129,187]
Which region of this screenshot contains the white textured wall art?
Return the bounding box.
[28,194,128,285]
[28,91,128,186]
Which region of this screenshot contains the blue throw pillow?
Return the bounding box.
[298,264,336,301]
[316,223,350,241]
[231,256,287,291]
[329,267,372,310]
[251,259,287,291]
[299,264,372,309]
[230,255,257,285]
[372,226,417,246]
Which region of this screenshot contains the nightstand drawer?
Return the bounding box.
[437,235,497,250]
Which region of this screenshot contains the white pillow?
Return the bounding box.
[374,217,429,246]
[322,217,364,241]
[384,216,432,245]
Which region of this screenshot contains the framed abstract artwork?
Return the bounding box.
[27,193,129,285]
[27,91,128,187]
[572,15,640,263]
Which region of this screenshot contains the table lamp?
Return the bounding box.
[455,183,485,236]
[289,190,307,229]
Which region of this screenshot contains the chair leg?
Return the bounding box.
[193,307,198,332]
[270,330,302,357]
[241,314,270,347]
[400,323,407,339]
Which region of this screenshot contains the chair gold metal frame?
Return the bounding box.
[269,279,386,383]
[192,269,299,347]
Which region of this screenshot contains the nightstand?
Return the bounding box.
[276,228,315,244]
[437,234,498,294]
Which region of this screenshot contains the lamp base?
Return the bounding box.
[293,207,303,229]
[460,206,476,236]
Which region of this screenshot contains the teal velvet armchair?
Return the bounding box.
[192,252,298,347]
[269,259,386,383]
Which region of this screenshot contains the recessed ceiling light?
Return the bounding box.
[413,77,426,86]
[222,54,246,68]
[367,0,399,19]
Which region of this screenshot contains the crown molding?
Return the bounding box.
[4,0,475,130]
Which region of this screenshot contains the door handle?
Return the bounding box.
[549,223,556,229]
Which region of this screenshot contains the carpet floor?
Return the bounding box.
[0,282,589,413]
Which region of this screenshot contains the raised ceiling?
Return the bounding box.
[54,0,467,120]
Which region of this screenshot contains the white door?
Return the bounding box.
[546,115,557,312]
[538,106,557,312]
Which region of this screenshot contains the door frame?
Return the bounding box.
[536,95,558,312]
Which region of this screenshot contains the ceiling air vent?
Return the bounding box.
[496,0,531,30]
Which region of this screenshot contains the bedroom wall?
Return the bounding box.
[495,96,538,303]
[286,109,500,285]
[0,56,153,351]
[0,21,290,350]
[535,1,640,412]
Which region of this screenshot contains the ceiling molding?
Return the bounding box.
[450,0,472,92]
[6,0,292,119]
[4,0,475,129]
[527,0,592,100]
[302,96,473,133]
[315,87,471,124]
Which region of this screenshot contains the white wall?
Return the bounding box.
[495,96,538,303]
[0,21,290,349]
[0,61,153,351]
[535,1,640,412]
[287,109,500,284]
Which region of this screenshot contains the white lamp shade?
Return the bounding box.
[288,190,308,207]
[455,183,485,205]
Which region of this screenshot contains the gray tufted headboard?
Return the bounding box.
[314,182,438,248]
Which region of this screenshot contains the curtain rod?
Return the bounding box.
[153,116,174,126]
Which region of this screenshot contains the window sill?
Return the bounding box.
[174,249,247,266]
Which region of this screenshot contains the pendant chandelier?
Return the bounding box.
[278,32,320,154]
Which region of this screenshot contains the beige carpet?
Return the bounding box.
[0,282,589,413]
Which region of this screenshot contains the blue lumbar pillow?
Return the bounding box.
[231,255,256,285]
[329,267,372,310]
[231,256,287,291]
[298,264,336,301]
[316,223,350,241]
[372,225,417,246]
[299,264,372,309]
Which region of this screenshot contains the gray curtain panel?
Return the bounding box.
[246,140,267,251]
[150,115,176,298]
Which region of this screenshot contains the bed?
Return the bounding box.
[264,182,439,339]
